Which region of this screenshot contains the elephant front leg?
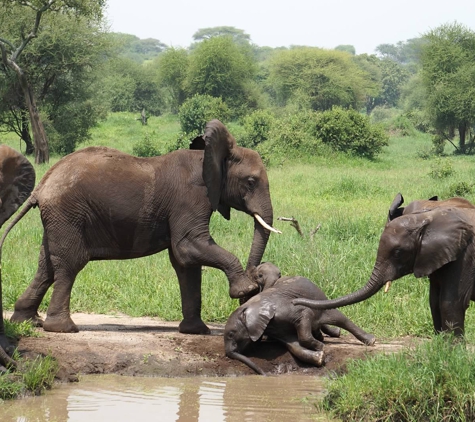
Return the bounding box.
[284,339,325,367]
[169,249,211,335]
[296,308,325,351]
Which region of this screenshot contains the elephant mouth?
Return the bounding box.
[254,214,281,234]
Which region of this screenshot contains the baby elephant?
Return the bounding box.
[224,262,375,375]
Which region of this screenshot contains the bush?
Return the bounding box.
[428,158,454,179]
[178,94,230,134]
[240,110,275,148]
[132,132,160,157]
[313,107,389,159]
[447,181,473,197]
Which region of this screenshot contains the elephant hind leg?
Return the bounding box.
[169,249,210,335]
[11,238,54,326]
[321,309,375,346]
[296,308,325,351]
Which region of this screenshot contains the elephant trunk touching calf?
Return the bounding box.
[0,120,279,345]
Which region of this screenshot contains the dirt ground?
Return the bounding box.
[14,312,415,383]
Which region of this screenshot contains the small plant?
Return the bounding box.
[240,110,275,148]
[447,181,473,197]
[132,132,160,157]
[21,355,58,395]
[428,157,454,179]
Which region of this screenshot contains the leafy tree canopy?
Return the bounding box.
[335,45,356,55]
[109,33,167,62]
[192,26,251,45]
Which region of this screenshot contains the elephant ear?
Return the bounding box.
[0,145,35,228]
[414,209,473,278]
[388,193,404,222]
[202,120,235,214]
[243,297,276,342]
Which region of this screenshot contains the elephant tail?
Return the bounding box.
[0,195,37,262]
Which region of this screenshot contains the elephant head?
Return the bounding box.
[224,295,276,375]
[388,192,474,222]
[0,145,35,228]
[250,262,282,291]
[193,120,280,270]
[293,207,473,312]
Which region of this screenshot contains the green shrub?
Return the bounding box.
[447,181,473,197]
[132,132,160,157]
[178,94,230,134]
[313,107,389,159]
[428,157,454,179]
[392,114,417,136]
[240,110,275,148]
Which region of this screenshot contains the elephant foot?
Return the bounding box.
[362,334,376,346]
[229,277,259,299]
[43,314,79,333]
[0,335,17,370]
[311,350,325,367]
[179,318,211,335]
[10,310,44,327]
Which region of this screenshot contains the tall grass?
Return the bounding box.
[318,334,475,421]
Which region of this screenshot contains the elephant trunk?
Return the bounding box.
[293,270,386,310]
[227,351,265,375]
[246,211,275,270]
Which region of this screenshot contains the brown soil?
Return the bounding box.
[15,312,415,383]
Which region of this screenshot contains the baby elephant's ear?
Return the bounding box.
[243,299,276,342]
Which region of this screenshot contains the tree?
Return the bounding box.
[154,47,189,113]
[185,36,257,115]
[267,47,377,111]
[0,0,105,163]
[192,26,251,45]
[335,45,356,55]
[376,38,425,69]
[421,22,475,152]
[110,33,167,62]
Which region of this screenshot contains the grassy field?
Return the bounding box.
[2,112,475,343]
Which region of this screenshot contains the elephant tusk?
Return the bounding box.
[384,281,392,293]
[254,214,282,234]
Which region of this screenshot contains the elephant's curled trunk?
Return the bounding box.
[293,273,385,310]
[227,351,265,375]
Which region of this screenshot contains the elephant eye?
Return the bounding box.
[247,177,256,189]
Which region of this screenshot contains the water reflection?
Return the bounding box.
[2,374,326,421]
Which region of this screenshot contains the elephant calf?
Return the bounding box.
[224,262,375,375]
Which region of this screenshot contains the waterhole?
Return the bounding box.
[2,374,330,421]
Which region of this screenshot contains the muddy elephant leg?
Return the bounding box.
[296,308,325,351]
[11,238,54,327]
[284,339,324,367]
[321,324,341,338]
[320,309,375,346]
[169,249,210,335]
[429,276,443,333]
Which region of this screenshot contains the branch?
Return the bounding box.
[310,224,321,240]
[442,131,459,152]
[277,217,303,236]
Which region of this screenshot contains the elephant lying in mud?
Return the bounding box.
[294,204,475,337]
[0,120,280,347]
[0,145,36,370]
[224,262,375,375]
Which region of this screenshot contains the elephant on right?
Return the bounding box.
[293,206,475,337]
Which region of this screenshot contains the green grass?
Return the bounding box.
[317,334,475,421]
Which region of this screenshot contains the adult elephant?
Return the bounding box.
[0,120,279,339]
[0,144,35,370]
[293,206,475,337]
[388,192,475,221]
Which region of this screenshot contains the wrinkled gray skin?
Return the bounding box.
[0,145,36,370]
[224,262,375,375]
[388,192,475,222]
[294,206,475,337]
[1,120,276,337]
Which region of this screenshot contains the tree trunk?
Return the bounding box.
[20,109,34,155]
[16,67,49,163]
[459,122,467,154]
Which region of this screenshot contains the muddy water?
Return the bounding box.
[2,374,331,421]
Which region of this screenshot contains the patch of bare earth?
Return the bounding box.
[15,313,415,383]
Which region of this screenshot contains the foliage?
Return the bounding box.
[317,334,475,421]
[153,47,189,113]
[192,26,251,45]
[132,132,161,157]
[109,33,167,62]
[312,107,389,158]
[20,355,58,395]
[185,36,258,115]
[267,47,377,111]
[421,22,475,153]
[334,45,355,55]
[373,58,410,108]
[428,157,455,179]
[240,109,275,148]
[447,181,473,197]
[376,37,425,69]
[178,94,230,134]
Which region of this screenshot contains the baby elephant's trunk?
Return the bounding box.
[227,351,265,375]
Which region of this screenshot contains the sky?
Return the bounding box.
[105,0,475,55]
